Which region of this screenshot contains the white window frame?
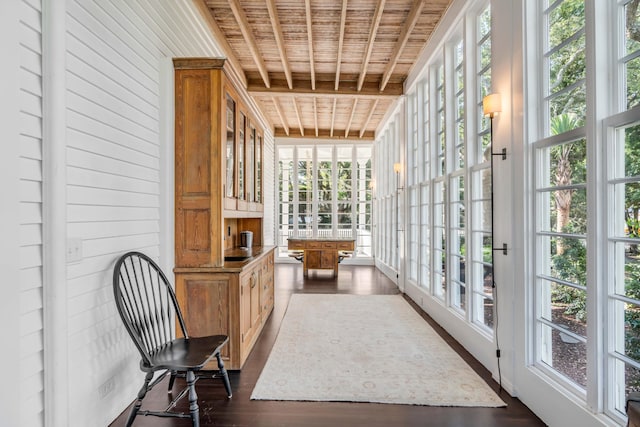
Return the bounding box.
[448,34,467,314]
[275,144,373,257]
[470,2,494,332]
[529,0,590,397]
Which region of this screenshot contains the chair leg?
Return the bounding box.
[186,370,200,427]
[216,352,232,398]
[126,371,153,427]
[168,370,177,392]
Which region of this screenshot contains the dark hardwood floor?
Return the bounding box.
[109,263,545,427]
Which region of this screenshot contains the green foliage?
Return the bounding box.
[550,113,581,136]
[626,1,640,108]
[627,125,640,177]
[625,126,640,232]
[545,1,640,373]
[625,262,640,361]
[629,217,640,239]
[545,125,586,316]
[550,231,587,322]
[548,0,586,121]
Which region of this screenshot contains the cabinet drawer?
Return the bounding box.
[306,241,322,249]
[288,241,305,250]
[337,241,353,250]
[322,242,337,249]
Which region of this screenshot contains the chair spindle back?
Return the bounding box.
[113,252,188,366]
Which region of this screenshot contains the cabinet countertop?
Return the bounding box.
[287,238,355,242]
[174,246,275,273]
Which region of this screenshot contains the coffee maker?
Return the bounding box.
[239,230,253,249]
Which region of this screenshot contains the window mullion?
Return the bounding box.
[312,146,318,237]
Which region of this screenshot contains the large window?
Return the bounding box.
[545,0,586,129]
[433,60,447,300]
[297,146,314,236]
[535,135,588,387]
[607,118,640,417]
[374,118,402,269]
[419,80,432,291]
[471,4,494,330]
[526,0,640,422]
[356,146,373,256]
[533,0,588,391]
[449,37,466,312]
[277,147,294,248]
[408,93,419,282]
[276,144,372,258]
[399,3,492,330]
[606,0,640,418]
[317,146,333,236]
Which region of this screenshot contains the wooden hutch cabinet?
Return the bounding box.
[173,58,273,370]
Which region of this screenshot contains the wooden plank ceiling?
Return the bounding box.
[200,0,452,140]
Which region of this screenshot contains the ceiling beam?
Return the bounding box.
[334,0,348,91]
[265,0,292,89]
[247,78,402,98]
[380,0,424,91]
[292,97,304,136]
[227,0,271,88]
[274,127,375,140]
[360,99,379,138]
[272,96,289,136]
[345,99,358,138]
[304,0,316,91]
[357,0,386,91]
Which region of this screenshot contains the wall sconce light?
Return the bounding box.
[393,163,403,257]
[482,93,508,389]
[483,92,507,382]
[483,93,507,161]
[483,93,508,257]
[393,162,403,191]
[482,93,502,119]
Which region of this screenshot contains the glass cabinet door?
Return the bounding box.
[225,94,235,198]
[256,132,262,203]
[247,123,255,202]
[238,112,246,201]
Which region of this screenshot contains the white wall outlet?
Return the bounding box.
[67,238,83,263]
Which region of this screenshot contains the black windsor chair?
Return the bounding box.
[113,251,232,427]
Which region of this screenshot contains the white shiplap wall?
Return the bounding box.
[62,1,221,424]
[20,0,44,426]
[49,0,274,425]
[8,0,277,424]
[65,1,163,423]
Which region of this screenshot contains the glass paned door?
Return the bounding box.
[298,147,314,237]
[317,146,333,237]
[256,133,262,203]
[238,112,246,201]
[608,121,640,415]
[535,137,588,388]
[225,94,235,198]
[278,147,294,254]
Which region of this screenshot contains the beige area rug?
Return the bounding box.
[251,294,506,407]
